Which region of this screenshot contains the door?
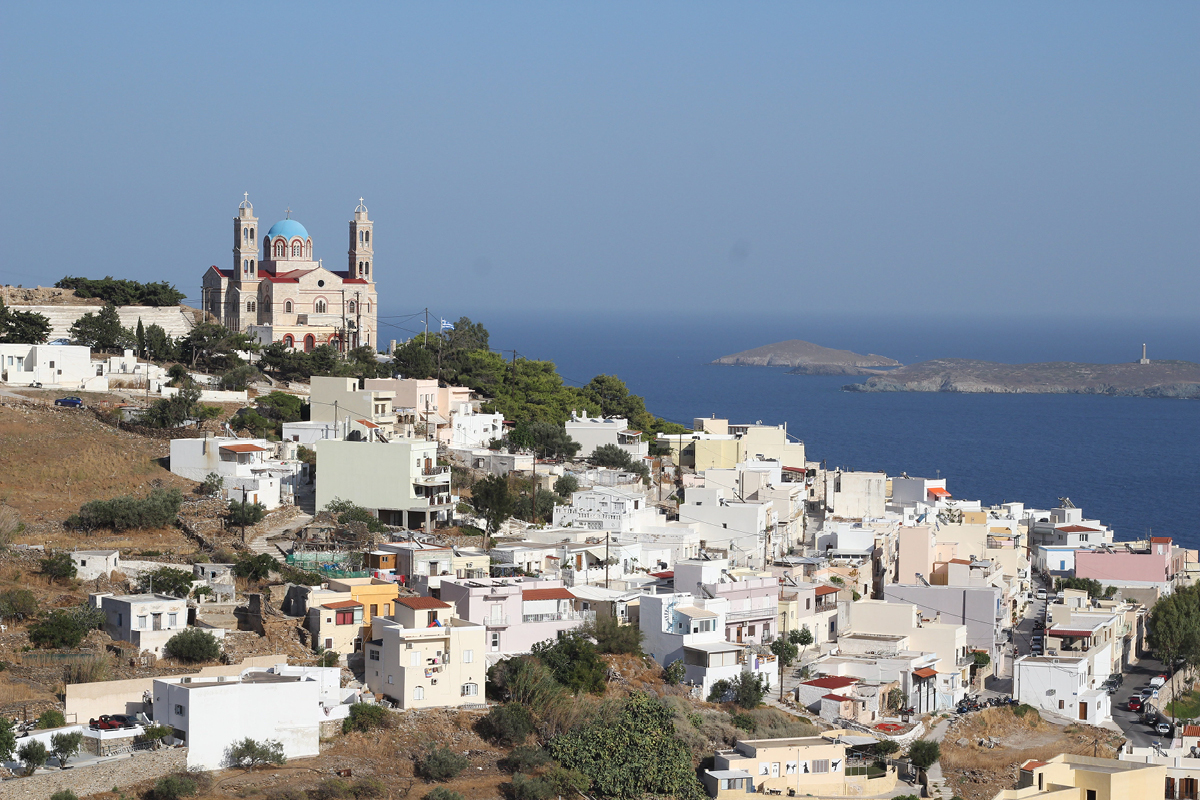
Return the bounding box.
[152,613,162,631]
[491,632,500,652]
[1079,701,1087,721]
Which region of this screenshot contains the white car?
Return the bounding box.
[1150,676,1167,688]
[1036,589,1047,600]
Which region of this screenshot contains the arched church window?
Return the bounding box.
[243,259,248,272]
[250,260,255,272]
[284,300,293,313]
[283,334,294,348]
[365,230,369,244]
[303,334,315,352]
[316,300,327,314]
[250,227,254,239]
[247,300,255,312]
[365,262,370,275]
[274,239,286,258]
[348,301,356,314]
[292,241,303,257]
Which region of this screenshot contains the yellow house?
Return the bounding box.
[991,754,1166,800]
[306,577,401,653]
[704,732,896,798]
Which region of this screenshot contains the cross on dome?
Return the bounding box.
[285,206,292,219]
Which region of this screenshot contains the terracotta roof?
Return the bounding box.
[208,266,233,278]
[822,694,855,703]
[782,466,805,472]
[802,676,858,690]
[1058,525,1099,533]
[913,667,938,679]
[949,558,972,565]
[649,571,674,579]
[219,443,270,453]
[356,419,379,428]
[1151,536,1172,544]
[1048,629,1093,638]
[323,600,362,610]
[927,487,951,497]
[396,596,451,610]
[1183,725,1200,738]
[523,588,575,601]
[1021,761,1048,771]
[815,585,840,596]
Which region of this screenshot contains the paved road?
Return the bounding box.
[1112,655,1173,747]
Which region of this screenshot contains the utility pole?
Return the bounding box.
[241,487,248,544]
[423,308,429,344]
[530,452,537,525]
[605,532,611,589]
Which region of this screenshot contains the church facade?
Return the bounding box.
[202,196,379,352]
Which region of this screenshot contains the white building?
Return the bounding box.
[152,666,347,770]
[565,411,649,461]
[314,438,450,530]
[677,487,775,569]
[1013,654,1111,724]
[363,606,486,709]
[90,593,196,656]
[169,436,307,509]
[0,343,104,390]
[282,420,346,445]
[71,550,121,581]
[449,404,504,450]
[310,376,398,440]
[552,486,657,532]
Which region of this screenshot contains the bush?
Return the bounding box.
[310,779,352,800]
[27,607,102,649]
[907,740,941,771]
[873,740,900,756]
[498,745,550,774]
[417,745,469,782]
[39,552,76,583]
[227,499,267,527]
[530,631,607,694]
[424,789,464,800]
[584,613,644,655]
[150,774,197,800]
[142,566,195,598]
[17,739,47,775]
[51,791,79,800]
[709,672,767,708]
[1012,703,1040,720]
[553,474,579,497]
[200,472,224,496]
[350,778,387,799]
[663,659,686,685]
[506,773,553,800]
[325,499,387,533]
[51,730,83,764]
[226,737,286,771]
[165,629,221,663]
[0,589,37,621]
[478,703,535,746]
[38,709,67,729]
[731,712,756,732]
[233,553,276,581]
[65,488,183,533]
[342,702,391,734]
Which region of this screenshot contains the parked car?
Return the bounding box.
[1128,698,1143,712]
[89,715,123,730]
[108,714,138,728]
[54,397,83,407]
[1157,722,1173,736]
[1140,688,1155,701]
[1151,674,1169,688]
[1036,589,1047,600]
[1033,620,1045,630]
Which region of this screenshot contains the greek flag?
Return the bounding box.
[440,318,454,330]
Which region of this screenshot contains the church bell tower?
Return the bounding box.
[234,193,259,283]
[348,198,374,281]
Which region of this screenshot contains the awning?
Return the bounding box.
[913,667,938,679]
[927,487,951,498]
[839,735,880,747]
[1049,629,1094,638]
[684,641,742,654]
[675,606,717,619]
[220,443,269,453]
[815,585,840,596]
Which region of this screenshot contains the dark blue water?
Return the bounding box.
[381,309,1200,547]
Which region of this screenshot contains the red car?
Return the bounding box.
[89,715,123,730]
[1128,697,1143,712]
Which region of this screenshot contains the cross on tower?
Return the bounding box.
[244,192,249,203]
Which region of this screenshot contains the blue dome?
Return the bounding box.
[267,219,309,240]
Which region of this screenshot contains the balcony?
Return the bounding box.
[523,610,596,624]
[483,616,510,627]
[414,467,451,486]
[726,607,777,622]
[411,494,454,508]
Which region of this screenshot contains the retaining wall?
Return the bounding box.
[0,747,186,800]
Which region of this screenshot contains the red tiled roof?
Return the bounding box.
[1183,725,1200,738]
[802,676,858,690]
[1058,525,1099,533]
[208,265,233,278]
[649,571,674,579]
[523,588,575,601]
[1151,536,1172,544]
[823,694,855,703]
[913,667,938,678]
[219,443,269,453]
[1022,761,1048,771]
[815,585,840,596]
[396,596,451,610]
[323,600,362,610]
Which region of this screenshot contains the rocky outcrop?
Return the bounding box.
[713,340,900,369]
[844,358,1200,397]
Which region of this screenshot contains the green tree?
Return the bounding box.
[143,566,195,598]
[470,474,514,547]
[907,740,941,771]
[165,628,222,663]
[530,631,607,694]
[39,552,77,584]
[477,703,534,746]
[18,739,47,775]
[393,339,437,380]
[342,702,391,734]
[68,304,133,352]
[0,718,15,763]
[325,498,387,533]
[553,474,579,498]
[56,276,185,306]
[65,488,183,532]
[38,709,67,729]
[591,443,634,469]
[233,553,276,582]
[583,613,644,655]
[144,323,179,361]
[770,639,799,699]
[136,318,146,358]
[258,391,304,422]
[179,321,255,371]
[220,364,261,391]
[423,789,464,800]
[710,672,767,708]
[150,775,197,800]
[417,745,468,782]
[548,692,704,800]
[507,422,581,459]
[27,607,101,649]
[663,659,686,685]
[142,386,219,429]
[1148,584,1200,713]
[0,300,51,344]
[50,730,83,765]
[227,498,267,527]
[225,737,286,771]
[788,624,814,666]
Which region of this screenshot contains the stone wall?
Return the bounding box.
[0,747,186,800]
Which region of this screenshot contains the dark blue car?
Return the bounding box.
[54,397,83,407]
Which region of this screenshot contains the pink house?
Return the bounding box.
[1075,537,1184,584]
[436,577,595,658]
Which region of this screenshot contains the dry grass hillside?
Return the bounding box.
[0,401,196,549]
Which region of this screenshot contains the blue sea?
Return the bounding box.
[381,310,1200,548]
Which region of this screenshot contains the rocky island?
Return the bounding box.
[712,339,901,375]
[843,358,1200,398]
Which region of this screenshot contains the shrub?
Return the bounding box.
[478,703,534,746]
[498,745,550,774]
[150,774,198,800]
[37,709,67,729]
[530,631,607,694]
[873,740,900,756]
[226,737,286,771]
[51,730,83,765]
[0,589,37,621]
[506,773,553,800]
[39,552,76,583]
[233,553,276,581]
[18,738,47,775]
[319,649,340,668]
[0,718,15,762]
[584,613,644,655]
[417,745,469,782]
[65,488,183,533]
[140,723,173,744]
[324,499,387,533]
[731,712,756,732]
[553,474,579,497]
[28,607,100,649]
[423,789,464,800]
[51,791,79,800]
[907,740,941,771]
[310,779,352,800]
[663,659,686,685]
[228,499,267,527]
[342,702,390,734]
[165,629,221,663]
[351,778,387,799]
[1012,703,1040,720]
[142,566,195,598]
[200,472,224,496]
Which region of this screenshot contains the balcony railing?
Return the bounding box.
[726,607,777,622]
[483,616,509,627]
[523,610,596,624]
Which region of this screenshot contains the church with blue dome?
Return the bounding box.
[202,195,379,352]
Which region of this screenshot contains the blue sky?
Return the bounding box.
[1,3,1196,320]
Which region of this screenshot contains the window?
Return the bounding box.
[316,300,327,314]
[365,262,370,275]
[413,686,424,700]
[461,683,478,697]
[1058,700,1065,710]
[274,240,286,257]
[137,615,147,629]
[251,259,255,271]
[336,610,355,625]
[411,651,421,667]
[349,301,356,313]
[168,613,177,626]
[292,241,303,257]
[284,300,292,313]
[811,760,830,774]
[463,649,473,663]
[247,300,255,312]
[244,229,249,241]
[369,649,380,661]
[282,334,294,348]
[174,704,185,716]
[387,675,393,685]
[365,231,369,244]
[79,560,87,567]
